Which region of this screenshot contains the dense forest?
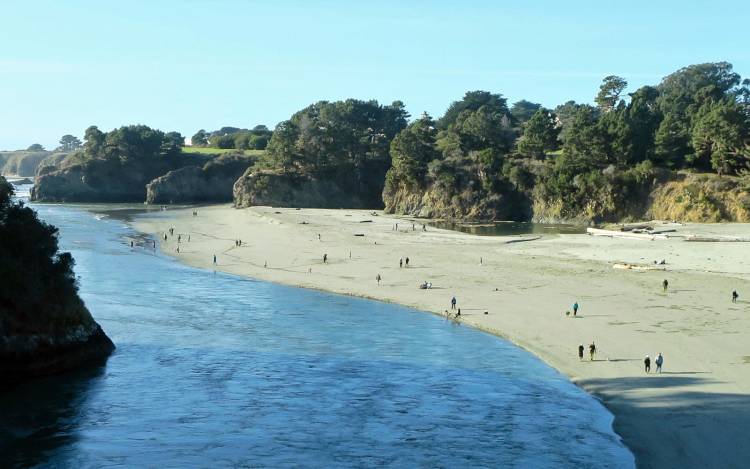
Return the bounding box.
[191,126,272,150]
[234,99,409,208]
[29,61,750,222]
[383,62,750,222]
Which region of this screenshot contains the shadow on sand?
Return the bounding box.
[578,375,750,469]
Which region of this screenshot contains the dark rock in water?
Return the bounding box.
[9,177,33,185]
[146,154,253,204]
[0,324,114,389]
[233,169,373,209]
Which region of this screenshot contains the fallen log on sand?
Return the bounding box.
[613,263,666,271]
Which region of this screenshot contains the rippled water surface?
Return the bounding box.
[0,201,633,468]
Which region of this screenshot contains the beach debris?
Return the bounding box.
[354,233,365,237]
[685,235,750,242]
[587,227,665,241]
[613,263,666,271]
[504,235,541,244]
[359,220,373,223]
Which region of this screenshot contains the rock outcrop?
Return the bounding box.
[383,180,531,221]
[146,154,253,204]
[385,170,750,224]
[648,173,750,222]
[0,151,69,177]
[0,177,114,388]
[233,170,369,209]
[31,154,208,203]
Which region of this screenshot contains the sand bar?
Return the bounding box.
[132,205,750,469]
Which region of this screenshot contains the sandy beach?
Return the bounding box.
[133,205,750,469]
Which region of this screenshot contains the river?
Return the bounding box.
[0,195,634,467]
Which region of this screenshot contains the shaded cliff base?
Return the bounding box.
[1,325,114,390]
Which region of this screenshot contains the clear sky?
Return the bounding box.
[1,0,748,150]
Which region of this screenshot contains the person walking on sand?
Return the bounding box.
[644,355,651,373]
[399,258,403,268]
[663,279,669,292]
[589,342,596,361]
[376,273,381,285]
[655,352,663,373]
[451,296,457,310]
[318,233,321,241]
[130,240,134,248]
[732,290,739,303]
[578,344,584,361]
[213,254,217,265]
[323,253,327,264]
[405,257,410,267]
[573,302,579,317]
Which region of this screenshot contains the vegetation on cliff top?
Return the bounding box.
[384,62,750,222]
[251,99,409,207]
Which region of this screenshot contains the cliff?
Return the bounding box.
[0,151,69,177]
[382,179,531,221]
[385,170,750,224]
[146,154,253,204]
[233,170,370,209]
[32,153,208,203]
[0,177,113,387]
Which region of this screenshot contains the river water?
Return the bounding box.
[0,195,634,468]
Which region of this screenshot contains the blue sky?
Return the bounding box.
[1,0,748,150]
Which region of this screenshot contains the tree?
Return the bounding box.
[83,126,105,157]
[439,91,508,129]
[554,101,583,144]
[516,109,560,160]
[561,105,609,168]
[26,144,45,151]
[58,135,82,152]
[191,129,208,146]
[388,113,439,186]
[595,75,628,112]
[510,100,542,127]
[691,99,750,175]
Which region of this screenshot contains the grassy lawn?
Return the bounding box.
[182,146,266,157]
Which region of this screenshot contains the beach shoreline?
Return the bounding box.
[131,204,750,469]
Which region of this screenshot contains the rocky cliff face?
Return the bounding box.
[31,154,208,203]
[385,171,750,224]
[0,151,69,177]
[1,318,114,386]
[383,180,531,221]
[647,174,750,222]
[233,170,369,209]
[146,154,253,204]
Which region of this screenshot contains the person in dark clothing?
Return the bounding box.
[663,279,669,292]
[578,344,584,360]
[399,258,403,268]
[644,355,651,373]
[213,254,217,265]
[323,253,327,264]
[376,274,381,284]
[589,342,596,361]
[451,296,457,310]
[573,302,579,316]
[405,257,410,267]
[732,290,739,303]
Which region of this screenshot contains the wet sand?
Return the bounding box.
[133,205,750,469]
